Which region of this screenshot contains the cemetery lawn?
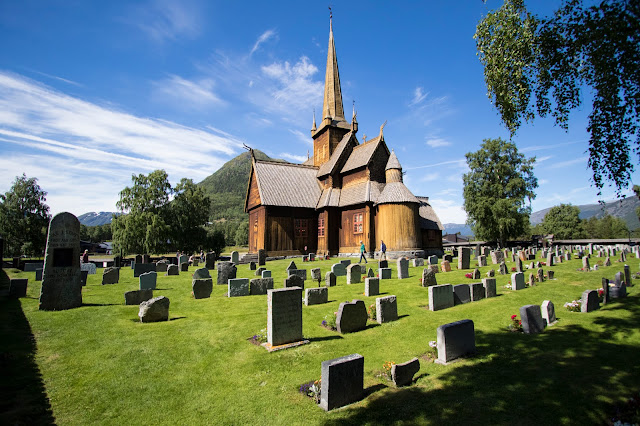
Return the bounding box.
[2,254,640,425]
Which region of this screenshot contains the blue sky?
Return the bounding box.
[1,0,637,224]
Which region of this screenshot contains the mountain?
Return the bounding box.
[198,149,281,221]
[442,223,474,237]
[530,196,640,230]
[78,212,119,226]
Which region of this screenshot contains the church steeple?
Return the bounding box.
[322,13,344,123]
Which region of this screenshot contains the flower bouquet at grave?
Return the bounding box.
[248,328,267,345]
[564,300,581,312]
[597,288,605,301]
[382,361,396,380]
[299,379,321,403]
[465,273,473,279]
[321,312,337,331]
[511,267,517,272]
[507,314,523,332]
[367,303,376,320]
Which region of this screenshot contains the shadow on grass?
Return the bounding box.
[0,271,56,425]
[323,294,640,425]
[82,302,119,307]
[308,335,343,342]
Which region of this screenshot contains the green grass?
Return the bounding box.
[1,253,639,425]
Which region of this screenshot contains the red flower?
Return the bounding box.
[519,321,522,325]
[511,314,517,320]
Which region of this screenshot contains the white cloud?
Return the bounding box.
[289,129,312,146]
[429,198,468,224]
[152,74,224,108]
[410,86,427,106]
[279,152,308,163]
[250,29,277,55]
[420,172,440,182]
[0,72,244,215]
[548,156,588,169]
[534,155,553,164]
[425,137,452,148]
[129,0,202,42]
[405,158,466,170]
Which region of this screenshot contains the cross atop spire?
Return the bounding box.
[322,11,344,122]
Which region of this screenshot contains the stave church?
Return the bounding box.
[244,17,443,258]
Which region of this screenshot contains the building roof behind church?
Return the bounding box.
[317,131,353,177]
[254,160,321,208]
[340,137,384,174]
[376,181,419,205]
[417,196,444,230]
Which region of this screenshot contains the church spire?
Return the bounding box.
[322,11,344,122]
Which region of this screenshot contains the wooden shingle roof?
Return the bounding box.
[339,137,385,173]
[417,196,444,230]
[253,160,321,208]
[375,182,419,205]
[338,181,384,207]
[317,131,353,177]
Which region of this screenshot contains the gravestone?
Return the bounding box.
[286,260,297,271]
[81,262,97,275]
[367,267,375,277]
[9,278,28,298]
[624,264,632,287]
[436,319,476,364]
[155,260,169,273]
[134,263,156,278]
[24,262,42,272]
[331,263,346,277]
[564,253,571,261]
[305,287,328,306]
[308,253,316,261]
[80,270,88,287]
[135,255,143,264]
[441,260,452,272]
[472,268,481,279]
[615,271,623,286]
[336,300,368,333]
[178,255,188,265]
[124,289,153,305]
[138,296,169,322]
[364,277,379,297]
[581,290,600,312]
[428,255,438,265]
[604,257,611,266]
[421,268,437,287]
[511,272,525,290]
[267,287,303,346]
[346,264,361,284]
[114,256,121,268]
[205,252,216,269]
[376,295,398,324]
[378,268,392,279]
[458,247,470,270]
[142,254,150,264]
[486,269,495,277]
[443,254,452,262]
[378,260,388,269]
[325,271,336,287]
[139,271,157,290]
[230,251,239,265]
[453,284,471,305]
[102,267,119,285]
[35,268,43,281]
[249,262,256,271]
[250,278,274,295]
[515,257,523,273]
[469,282,485,302]
[193,258,199,266]
[428,284,454,311]
[528,273,535,287]
[217,262,237,284]
[39,212,83,311]
[166,264,179,275]
[548,270,555,279]
[520,304,545,334]
[391,358,420,387]
[192,278,213,299]
[255,267,265,276]
[477,255,487,267]
[288,269,307,280]
[193,267,210,280]
[180,262,189,272]
[397,257,409,279]
[490,250,504,265]
[284,275,304,289]
[228,278,250,297]
[413,258,425,267]
[541,300,556,325]
[258,249,266,266]
[582,257,590,271]
[311,268,322,281]
[319,354,364,411]
[482,278,496,298]
[546,252,554,267]
[261,270,271,278]
[340,259,351,267]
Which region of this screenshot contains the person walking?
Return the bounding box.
[380,240,387,261]
[359,240,367,264]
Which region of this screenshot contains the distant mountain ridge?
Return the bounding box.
[443,223,474,237]
[78,212,119,226]
[530,196,640,230]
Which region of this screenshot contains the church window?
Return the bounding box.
[353,213,363,234]
[318,217,325,237]
[295,219,308,237]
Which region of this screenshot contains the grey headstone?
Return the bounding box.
[35,268,43,281]
[311,268,322,281]
[139,271,157,290]
[192,267,211,279]
[331,263,346,277]
[124,289,153,305]
[428,255,438,265]
[166,264,179,276]
[469,282,485,302]
[261,270,271,278]
[80,270,88,286]
[249,261,256,270]
[230,251,239,265]
[443,254,452,262]
[420,268,437,287]
[267,287,303,346]
[391,357,420,387]
[429,284,454,311]
[582,257,590,270]
[205,252,216,269]
[520,304,545,334]
[511,272,525,290]
[346,264,361,284]
[138,296,169,322]
[336,300,368,333]
[458,247,470,270]
[255,267,265,276]
[453,284,471,305]
[581,290,600,312]
[610,282,627,299]
[305,287,328,306]
[378,260,388,269]
[340,259,351,267]
[548,270,555,279]
[367,267,375,278]
[482,278,497,298]
[102,267,119,285]
[39,212,82,310]
[380,268,392,279]
[413,257,425,267]
[325,271,336,287]
[134,263,156,278]
[436,319,475,364]
[376,295,397,324]
[250,278,274,295]
[228,278,250,297]
[155,260,169,273]
[178,255,189,265]
[490,250,504,265]
[397,257,409,279]
[258,249,266,266]
[541,300,556,324]
[364,277,379,297]
[9,278,28,298]
[477,255,487,267]
[286,260,297,271]
[284,274,304,289]
[217,262,237,284]
[192,278,213,299]
[81,262,96,275]
[180,262,189,272]
[624,264,631,288]
[319,354,364,411]
[288,269,307,281]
